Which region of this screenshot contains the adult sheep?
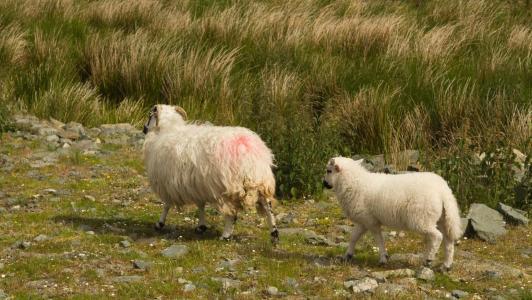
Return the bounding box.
[322,157,462,271]
[142,104,279,244]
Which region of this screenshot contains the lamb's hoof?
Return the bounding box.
[424,259,433,267]
[154,222,165,231]
[378,253,389,265]
[195,225,207,234]
[270,229,279,245]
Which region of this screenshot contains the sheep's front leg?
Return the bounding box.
[369,227,389,264]
[423,227,443,267]
[345,225,367,260]
[260,197,279,245]
[220,214,237,240]
[155,202,171,230]
[195,203,207,234]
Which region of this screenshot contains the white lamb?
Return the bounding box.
[322,157,462,270]
[142,104,279,244]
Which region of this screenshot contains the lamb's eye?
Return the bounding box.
[326,170,332,173]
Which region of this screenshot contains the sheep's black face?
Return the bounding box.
[143,106,158,134]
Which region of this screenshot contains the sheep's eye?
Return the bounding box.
[326,170,332,174]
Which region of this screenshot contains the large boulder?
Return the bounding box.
[497,203,528,225]
[467,203,506,243]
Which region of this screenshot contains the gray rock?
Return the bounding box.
[267,286,279,296]
[33,234,48,242]
[285,277,298,289]
[344,277,378,293]
[278,228,335,246]
[416,267,435,281]
[112,275,143,283]
[389,253,423,265]
[371,269,415,282]
[451,290,469,298]
[211,277,242,291]
[336,225,353,234]
[217,258,239,271]
[84,195,96,201]
[119,240,131,248]
[467,203,506,243]
[43,188,58,195]
[484,270,502,279]
[192,266,206,273]
[72,140,99,152]
[13,240,31,249]
[0,289,7,299]
[497,203,528,225]
[276,212,295,224]
[100,123,137,136]
[45,135,59,143]
[375,283,407,296]
[183,283,196,292]
[161,244,189,258]
[133,260,152,270]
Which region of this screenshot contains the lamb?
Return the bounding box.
[142,104,279,244]
[322,157,462,270]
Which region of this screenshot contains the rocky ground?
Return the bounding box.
[0,115,530,299]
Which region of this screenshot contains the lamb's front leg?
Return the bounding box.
[195,203,208,234]
[259,197,279,245]
[345,224,367,260]
[155,202,171,230]
[369,227,389,264]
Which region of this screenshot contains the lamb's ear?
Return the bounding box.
[175,106,187,120]
[334,163,341,172]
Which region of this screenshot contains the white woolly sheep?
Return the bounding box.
[323,157,462,270]
[142,104,279,243]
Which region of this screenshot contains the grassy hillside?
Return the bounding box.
[0,0,530,203]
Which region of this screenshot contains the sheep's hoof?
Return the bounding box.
[220,235,232,242]
[195,225,207,234]
[270,229,279,245]
[344,253,354,261]
[424,259,433,267]
[154,222,165,231]
[440,265,452,273]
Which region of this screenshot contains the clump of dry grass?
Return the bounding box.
[0,24,28,66]
[508,25,532,53]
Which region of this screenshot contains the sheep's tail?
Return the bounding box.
[441,190,462,241]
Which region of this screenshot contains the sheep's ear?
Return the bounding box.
[175,106,187,120]
[334,163,341,172]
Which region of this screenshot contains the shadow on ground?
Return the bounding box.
[53,215,221,241]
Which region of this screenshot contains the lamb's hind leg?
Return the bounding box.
[441,235,455,272]
[259,197,279,245]
[423,227,443,267]
[155,202,171,230]
[369,227,389,264]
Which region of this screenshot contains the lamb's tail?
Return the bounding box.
[441,190,462,241]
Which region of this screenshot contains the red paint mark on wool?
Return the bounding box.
[218,134,269,164]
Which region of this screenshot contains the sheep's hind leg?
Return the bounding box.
[259,197,279,245]
[155,202,171,230]
[195,203,208,234]
[220,214,237,241]
[423,227,443,267]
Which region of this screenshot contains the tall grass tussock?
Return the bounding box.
[0,0,530,209]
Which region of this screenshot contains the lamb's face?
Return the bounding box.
[143,104,188,134]
[322,158,342,189]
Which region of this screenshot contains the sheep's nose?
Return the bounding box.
[143,125,149,134]
[322,180,332,189]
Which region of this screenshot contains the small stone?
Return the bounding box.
[285,277,298,288]
[120,240,131,248]
[183,283,196,292]
[192,266,206,273]
[398,231,406,238]
[467,203,506,243]
[112,275,143,283]
[13,241,31,249]
[43,188,58,195]
[484,270,502,279]
[84,195,96,201]
[177,278,189,284]
[33,234,48,242]
[267,286,279,296]
[62,143,70,149]
[211,277,242,291]
[161,244,189,259]
[133,260,152,270]
[86,231,95,235]
[45,135,59,143]
[416,267,435,281]
[0,289,8,299]
[371,268,415,282]
[452,290,469,298]
[389,231,397,238]
[344,277,378,293]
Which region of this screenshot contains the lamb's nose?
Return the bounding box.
[322,180,332,189]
